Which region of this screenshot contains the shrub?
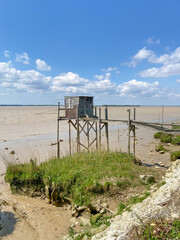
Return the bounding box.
[154,132,164,139]
[171,135,180,145]
[155,145,168,152]
[171,151,180,161]
[160,134,172,143]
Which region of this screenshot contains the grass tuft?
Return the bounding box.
[6,151,160,206]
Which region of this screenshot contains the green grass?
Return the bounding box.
[6,151,159,206]
[117,192,150,214]
[154,132,180,145]
[155,145,168,152]
[154,132,165,139]
[172,125,180,130]
[171,151,180,162]
[135,218,180,240]
[171,135,180,145]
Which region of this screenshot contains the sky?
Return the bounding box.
[0,0,180,105]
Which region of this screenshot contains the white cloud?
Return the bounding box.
[128,47,154,67]
[94,74,104,80]
[147,37,160,45]
[134,47,153,60]
[117,79,160,98]
[16,52,30,64]
[126,46,180,78]
[102,67,118,72]
[0,61,51,93]
[36,59,51,71]
[4,50,10,58]
[140,63,180,78]
[139,47,180,77]
[176,79,180,83]
[0,60,179,100]
[51,72,115,94]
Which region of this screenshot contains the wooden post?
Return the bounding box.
[134,108,136,121]
[127,109,131,154]
[99,108,101,151]
[105,105,108,120]
[87,120,90,150]
[76,107,80,153]
[57,102,60,159]
[95,120,98,150]
[133,125,135,160]
[118,129,120,148]
[95,107,97,117]
[69,120,71,155]
[105,106,109,151]
[162,106,164,126]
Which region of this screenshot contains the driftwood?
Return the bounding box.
[98,203,114,214]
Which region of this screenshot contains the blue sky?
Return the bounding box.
[0,0,180,105]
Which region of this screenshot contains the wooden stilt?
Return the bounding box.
[95,121,98,150]
[105,123,109,151]
[133,125,135,160]
[127,109,131,154]
[95,107,97,117]
[76,107,80,153]
[118,129,120,150]
[69,120,71,155]
[105,106,109,151]
[87,120,90,150]
[99,108,101,151]
[57,102,60,159]
[134,108,136,121]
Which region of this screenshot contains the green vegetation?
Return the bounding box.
[172,125,180,130]
[154,131,180,145]
[6,151,159,206]
[154,132,165,139]
[135,218,180,240]
[171,135,180,145]
[160,134,172,143]
[117,192,150,214]
[171,151,180,162]
[155,145,168,152]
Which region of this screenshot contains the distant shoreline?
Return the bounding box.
[0,105,180,107]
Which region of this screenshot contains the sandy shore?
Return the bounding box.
[0,106,180,173]
[0,106,180,240]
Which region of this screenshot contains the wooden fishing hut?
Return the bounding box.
[65,96,94,119]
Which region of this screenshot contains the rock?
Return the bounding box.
[100,208,106,214]
[159,151,165,154]
[4,148,8,150]
[90,213,102,225]
[140,175,155,184]
[72,209,78,218]
[90,224,107,235]
[10,150,15,154]
[87,203,99,214]
[79,216,91,226]
[92,160,180,240]
[134,157,142,165]
[82,235,88,240]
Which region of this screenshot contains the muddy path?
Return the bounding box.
[0,176,72,240]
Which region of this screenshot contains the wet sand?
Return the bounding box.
[0,106,180,239]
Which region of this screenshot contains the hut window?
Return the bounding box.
[68,98,73,108]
